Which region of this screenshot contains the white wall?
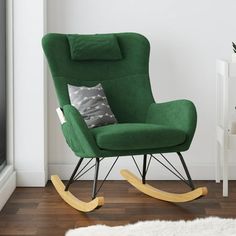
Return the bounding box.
[47,0,236,180]
[14,0,47,186]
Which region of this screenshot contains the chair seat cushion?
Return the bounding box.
[91,123,186,151]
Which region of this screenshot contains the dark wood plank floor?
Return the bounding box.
[0,180,236,236]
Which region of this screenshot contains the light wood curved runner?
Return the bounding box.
[120,169,208,203]
[51,175,104,212]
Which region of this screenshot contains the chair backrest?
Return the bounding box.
[42,33,155,123]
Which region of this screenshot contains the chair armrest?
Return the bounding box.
[61,104,100,157]
[146,99,197,150]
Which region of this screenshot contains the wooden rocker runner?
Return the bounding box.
[120,169,208,203]
[51,175,104,212]
[42,32,208,212]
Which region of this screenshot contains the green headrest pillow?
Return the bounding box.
[67,34,122,61]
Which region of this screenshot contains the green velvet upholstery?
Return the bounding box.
[146,100,197,151]
[67,34,122,61]
[91,123,186,151]
[42,33,197,158]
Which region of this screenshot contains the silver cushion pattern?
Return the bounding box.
[68,83,117,128]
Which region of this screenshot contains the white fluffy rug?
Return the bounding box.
[66,217,236,236]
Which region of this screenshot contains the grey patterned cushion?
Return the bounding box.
[68,83,117,128]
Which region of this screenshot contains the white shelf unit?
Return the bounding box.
[216,60,236,197]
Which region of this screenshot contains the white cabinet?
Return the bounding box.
[216,60,236,197]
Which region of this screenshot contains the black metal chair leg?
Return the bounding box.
[65,158,84,191]
[92,158,100,199]
[177,152,195,190]
[142,154,147,184]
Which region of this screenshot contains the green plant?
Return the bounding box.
[233,42,236,53]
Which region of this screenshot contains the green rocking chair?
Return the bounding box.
[42,32,207,212]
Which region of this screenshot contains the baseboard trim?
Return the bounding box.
[49,163,236,180]
[0,166,16,211]
[16,170,47,187]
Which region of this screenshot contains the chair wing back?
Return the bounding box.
[42,33,154,123]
